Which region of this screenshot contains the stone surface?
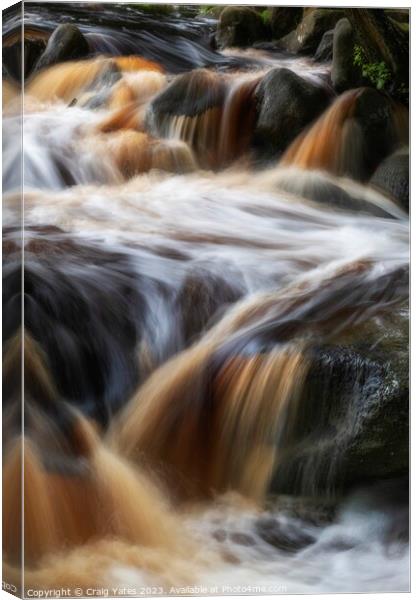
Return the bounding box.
[370,148,409,212]
[331,18,362,92]
[269,7,303,40]
[254,67,330,158]
[272,168,400,218]
[270,311,409,496]
[216,6,268,49]
[34,23,89,72]
[277,8,345,55]
[314,29,334,62]
[149,68,226,119]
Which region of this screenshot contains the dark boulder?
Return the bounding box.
[255,516,316,553]
[34,23,90,72]
[254,67,330,159]
[216,6,269,49]
[271,311,409,496]
[331,18,362,92]
[353,88,405,178]
[370,149,409,212]
[269,7,303,40]
[277,8,345,55]
[149,69,226,121]
[3,37,47,80]
[314,29,334,62]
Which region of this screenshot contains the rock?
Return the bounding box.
[34,24,90,72]
[272,167,402,219]
[3,228,145,424]
[149,69,226,120]
[370,148,409,212]
[253,67,330,159]
[344,9,409,89]
[216,7,269,49]
[177,266,243,344]
[3,37,47,80]
[331,18,362,92]
[270,310,409,496]
[353,88,403,177]
[281,87,407,182]
[277,8,345,55]
[269,7,303,40]
[314,29,334,62]
[255,516,316,552]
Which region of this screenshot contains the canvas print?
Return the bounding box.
[2,1,410,597]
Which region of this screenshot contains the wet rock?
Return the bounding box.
[34,24,90,72]
[253,67,330,159]
[177,266,243,344]
[3,228,145,424]
[269,7,303,40]
[272,168,400,218]
[255,517,316,552]
[270,311,409,496]
[149,69,226,120]
[331,19,361,92]
[229,532,256,546]
[353,88,405,178]
[277,8,345,55]
[370,149,409,212]
[314,29,334,62]
[216,7,269,49]
[3,37,47,80]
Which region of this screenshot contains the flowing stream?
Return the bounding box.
[2,3,409,595]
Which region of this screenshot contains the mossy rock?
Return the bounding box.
[216,6,269,49]
[269,7,303,40]
[277,8,345,55]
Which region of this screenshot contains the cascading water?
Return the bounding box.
[2,3,409,596]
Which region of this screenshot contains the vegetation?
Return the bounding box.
[353,44,392,91]
[260,8,272,26]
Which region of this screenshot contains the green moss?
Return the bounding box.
[353,44,392,90]
[260,8,272,26]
